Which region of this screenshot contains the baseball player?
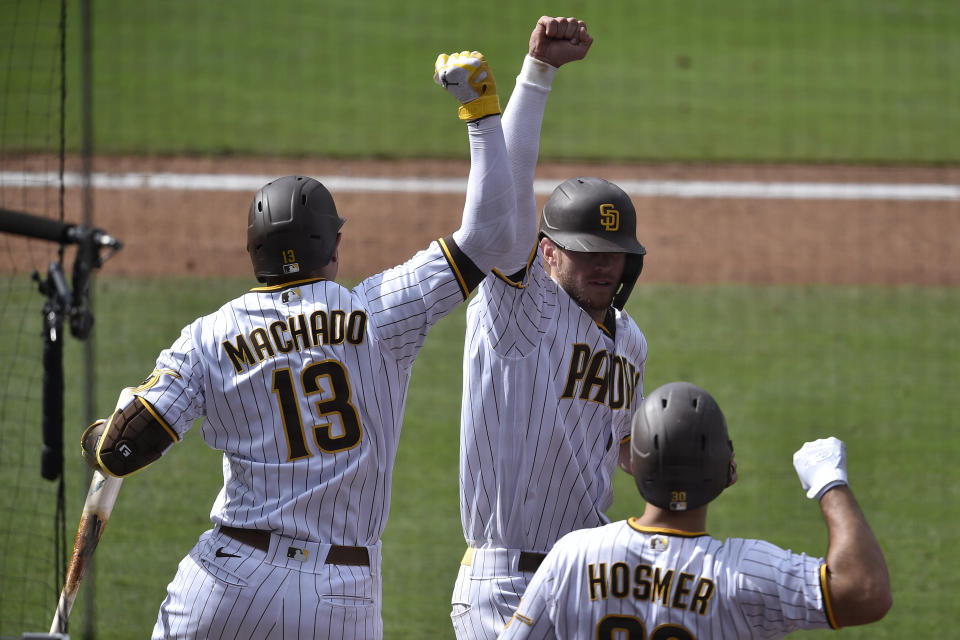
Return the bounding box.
[79,51,518,639]
[499,381,893,639]
[451,17,650,640]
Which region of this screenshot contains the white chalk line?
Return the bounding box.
[1,170,959,201]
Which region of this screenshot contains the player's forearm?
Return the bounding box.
[819,485,892,626]
[503,54,556,193]
[501,55,557,271]
[451,116,518,273]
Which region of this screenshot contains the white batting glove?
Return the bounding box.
[434,51,500,121]
[792,437,849,500]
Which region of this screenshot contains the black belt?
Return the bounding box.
[220,526,370,566]
[518,551,547,573]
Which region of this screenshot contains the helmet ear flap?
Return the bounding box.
[612,253,644,310]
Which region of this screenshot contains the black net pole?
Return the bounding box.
[80,0,97,634]
[38,263,69,482]
[40,313,65,482]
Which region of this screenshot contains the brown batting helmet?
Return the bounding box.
[539,177,646,309]
[247,176,345,283]
[630,381,734,511]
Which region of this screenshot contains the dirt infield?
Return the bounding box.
[6,155,960,285]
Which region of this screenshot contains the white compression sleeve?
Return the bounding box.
[499,55,558,274]
[451,115,518,274]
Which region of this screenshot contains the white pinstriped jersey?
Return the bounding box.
[137,114,516,640]
[459,255,647,552]
[500,518,836,639]
[136,241,471,546]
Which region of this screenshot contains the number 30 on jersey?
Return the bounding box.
[598,615,692,640]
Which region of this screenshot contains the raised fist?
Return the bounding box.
[528,16,594,68]
[793,437,849,500]
[434,51,500,121]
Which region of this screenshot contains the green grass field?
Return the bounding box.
[31,277,953,637]
[3,0,959,162]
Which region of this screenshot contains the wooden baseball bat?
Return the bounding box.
[50,469,123,634]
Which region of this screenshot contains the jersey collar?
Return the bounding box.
[597,307,617,338]
[627,517,708,538]
[250,277,327,292]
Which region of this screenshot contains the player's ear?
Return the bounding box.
[319,233,342,280]
[540,236,558,269]
[329,233,342,263]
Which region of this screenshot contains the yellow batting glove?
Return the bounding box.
[434,50,501,121]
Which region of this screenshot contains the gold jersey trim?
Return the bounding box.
[491,266,527,288]
[438,237,471,298]
[510,611,534,627]
[251,277,327,293]
[627,518,708,538]
[820,563,839,629]
[491,244,538,288]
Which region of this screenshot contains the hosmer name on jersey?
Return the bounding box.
[223,310,367,373]
[562,344,642,410]
[587,561,716,615]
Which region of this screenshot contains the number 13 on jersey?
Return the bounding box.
[272,359,363,460]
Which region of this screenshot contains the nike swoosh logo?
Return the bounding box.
[215,546,241,558]
[634,450,652,459]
